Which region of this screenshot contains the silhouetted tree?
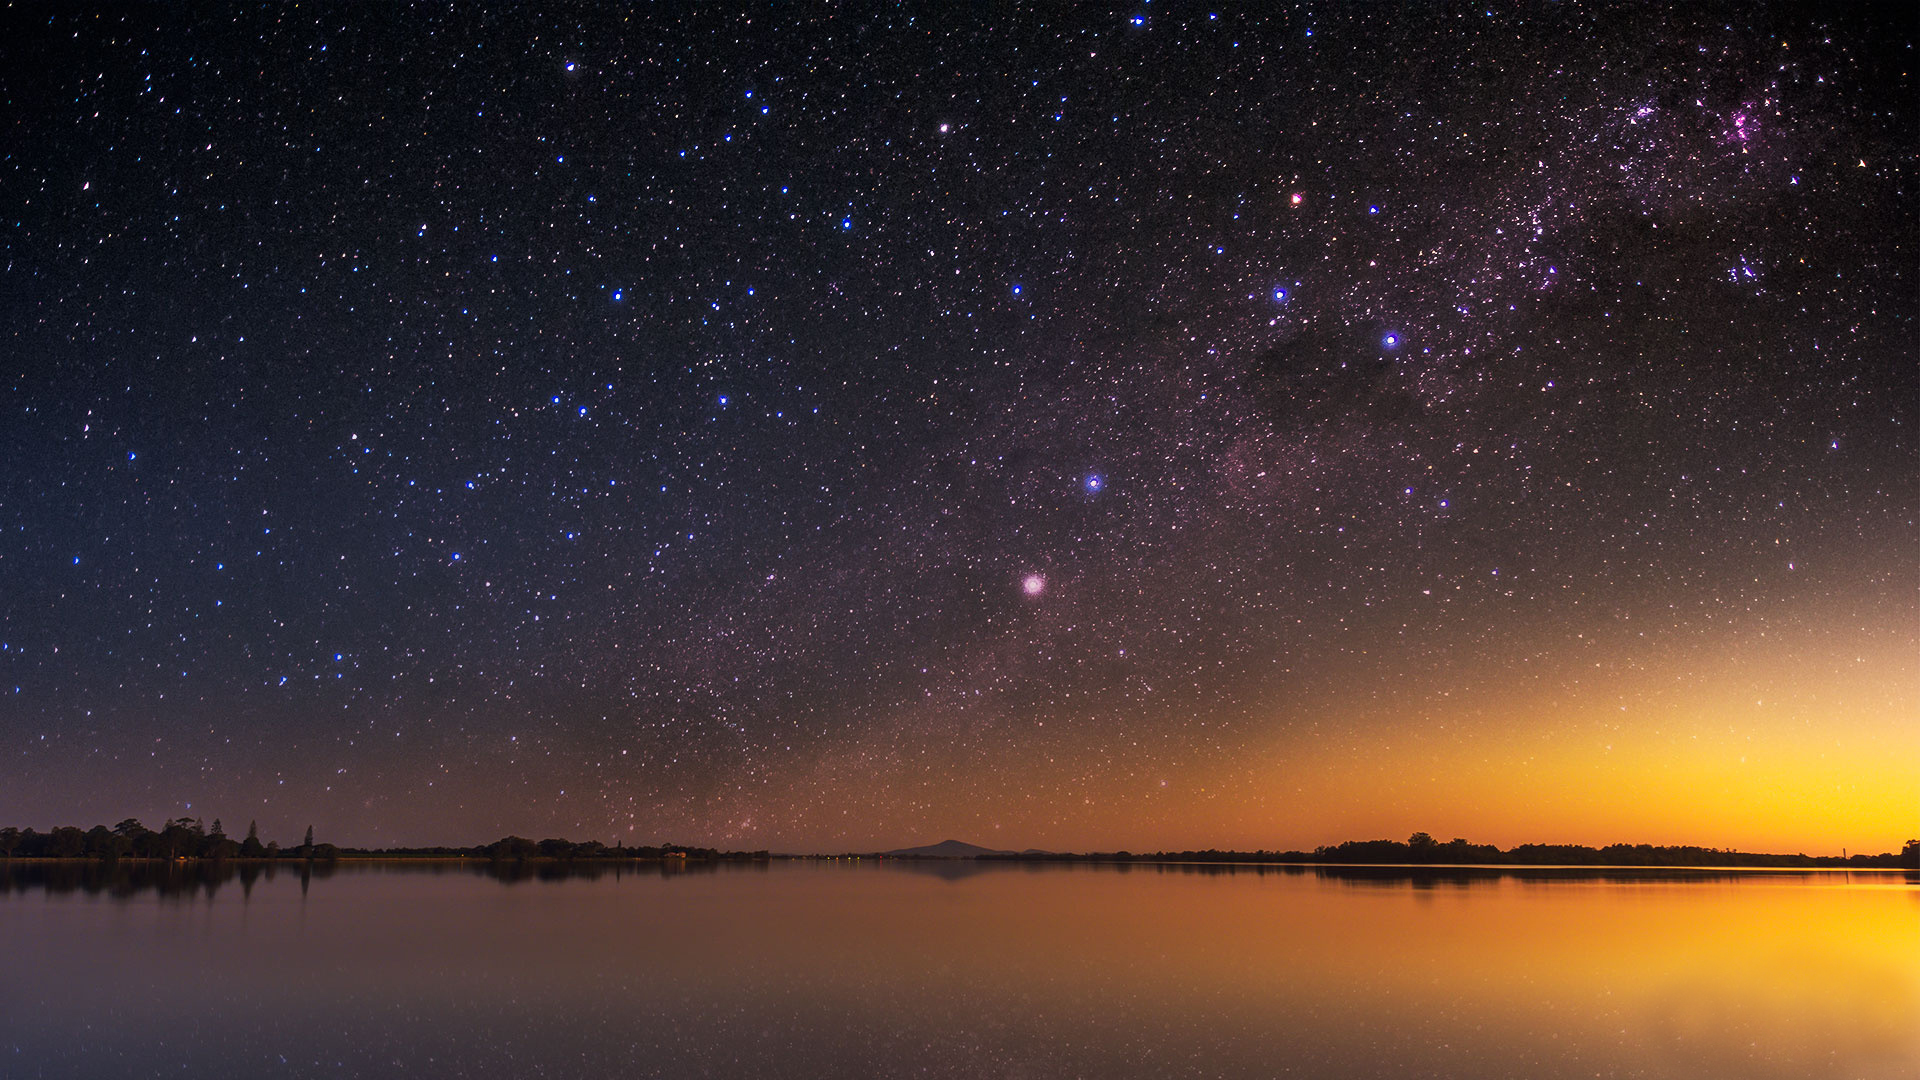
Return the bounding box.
[157,819,199,859]
[240,820,265,858]
[487,836,539,860]
[1439,837,1501,863]
[134,829,162,858]
[1408,832,1437,862]
[204,833,241,860]
[48,826,87,858]
[1904,839,1919,870]
[84,825,128,859]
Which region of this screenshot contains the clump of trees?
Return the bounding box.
[0,818,333,861]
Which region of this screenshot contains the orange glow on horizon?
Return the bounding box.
[737,588,1917,855]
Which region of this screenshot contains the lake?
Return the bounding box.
[2,859,1915,1078]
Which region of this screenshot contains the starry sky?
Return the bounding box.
[3,4,1914,853]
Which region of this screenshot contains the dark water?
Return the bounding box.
[2,859,1915,1078]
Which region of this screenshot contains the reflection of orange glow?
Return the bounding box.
[234,867,1920,1075]
[11,862,1914,1075]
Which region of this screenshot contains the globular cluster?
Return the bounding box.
[2,6,1911,850]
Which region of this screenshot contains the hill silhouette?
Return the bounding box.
[883,839,1016,858]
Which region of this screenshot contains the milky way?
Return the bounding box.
[3,5,1912,850]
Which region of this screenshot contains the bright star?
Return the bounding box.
[1085,474,1103,492]
[1022,574,1046,596]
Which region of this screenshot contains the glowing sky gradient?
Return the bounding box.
[2,5,1913,852]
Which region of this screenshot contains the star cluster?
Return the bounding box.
[2,5,1912,850]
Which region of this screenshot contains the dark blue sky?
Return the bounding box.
[3,4,1912,850]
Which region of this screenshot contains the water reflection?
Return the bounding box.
[1,858,1914,1078]
[0,857,329,902]
[5,856,1911,901]
[0,856,777,900]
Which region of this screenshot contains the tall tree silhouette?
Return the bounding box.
[1408,832,1438,862]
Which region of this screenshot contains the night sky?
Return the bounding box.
[4,4,1913,853]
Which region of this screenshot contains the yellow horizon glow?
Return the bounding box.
[741,594,1917,854]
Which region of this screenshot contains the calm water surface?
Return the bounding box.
[2,860,1915,1078]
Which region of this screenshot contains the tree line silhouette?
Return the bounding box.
[0,818,767,864]
[5,821,1911,869]
[975,832,1920,869]
[0,818,336,861]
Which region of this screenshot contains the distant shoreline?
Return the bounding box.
[839,853,1917,870]
[860,835,1920,870]
[4,824,1915,870]
[2,851,1913,870]
[2,854,1912,878]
